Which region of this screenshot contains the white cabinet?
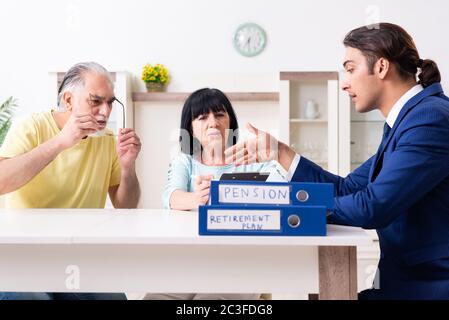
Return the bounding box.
[280,71,382,294]
[339,90,383,243]
[357,239,380,291]
[338,95,385,175]
[133,90,281,209]
[338,84,383,292]
[279,72,342,175]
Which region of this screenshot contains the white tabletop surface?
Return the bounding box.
[0,209,372,246]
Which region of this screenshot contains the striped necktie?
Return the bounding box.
[371,122,392,180]
[379,122,391,152]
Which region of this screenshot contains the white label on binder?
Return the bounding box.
[218,184,290,204]
[207,210,281,230]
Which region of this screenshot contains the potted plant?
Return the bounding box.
[0,96,18,147]
[141,63,170,92]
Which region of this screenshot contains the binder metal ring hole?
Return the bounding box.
[296,190,309,202]
[287,214,301,228]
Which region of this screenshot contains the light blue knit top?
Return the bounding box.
[162,152,287,209]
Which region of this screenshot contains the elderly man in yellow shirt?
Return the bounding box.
[0,62,141,300]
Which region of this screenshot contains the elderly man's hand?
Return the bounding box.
[57,113,100,149]
[117,128,141,171]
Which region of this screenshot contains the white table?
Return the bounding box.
[0,209,372,299]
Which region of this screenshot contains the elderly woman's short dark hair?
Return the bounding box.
[179,88,239,155]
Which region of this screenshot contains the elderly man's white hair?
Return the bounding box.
[57,62,113,111]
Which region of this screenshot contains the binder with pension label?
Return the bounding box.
[209,180,334,209]
[198,204,327,236]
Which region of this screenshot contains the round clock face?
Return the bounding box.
[233,23,266,57]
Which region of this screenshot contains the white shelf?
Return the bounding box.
[280,71,340,174]
[290,118,328,123]
[351,120,384,123]
[132,92,279,102]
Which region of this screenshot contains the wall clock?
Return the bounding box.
[233,23,267,57]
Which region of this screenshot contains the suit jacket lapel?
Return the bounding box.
[369,83,444,181]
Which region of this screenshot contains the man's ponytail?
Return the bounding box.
[418,59,441,88]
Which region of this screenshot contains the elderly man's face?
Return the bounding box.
[71,72,115,130]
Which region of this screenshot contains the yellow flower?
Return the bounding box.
[141,63,170,84]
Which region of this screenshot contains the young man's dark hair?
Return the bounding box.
[343,22,441,87]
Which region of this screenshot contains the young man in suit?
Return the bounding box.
[225,23,449,299]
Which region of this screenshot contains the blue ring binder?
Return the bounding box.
[199,180,334,236]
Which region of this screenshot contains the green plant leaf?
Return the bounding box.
[0,121,11,147]
[0,97,18,123]
[0,96,18,146]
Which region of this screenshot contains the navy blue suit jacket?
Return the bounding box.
[291,83,449,299]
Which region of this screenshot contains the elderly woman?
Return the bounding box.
[163,87,285,211]
[144,88,285,300]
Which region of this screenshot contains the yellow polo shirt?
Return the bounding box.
[0,111,121,208]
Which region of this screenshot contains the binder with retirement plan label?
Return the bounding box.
[199,180,334,236]
[199,204,327,236]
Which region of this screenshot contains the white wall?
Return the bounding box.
[1,0,448,112]
[1,0,449,208]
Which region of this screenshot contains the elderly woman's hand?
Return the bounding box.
[193,174,214,206]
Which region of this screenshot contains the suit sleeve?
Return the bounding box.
[292,155,374,197]
[329,106,449,229]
